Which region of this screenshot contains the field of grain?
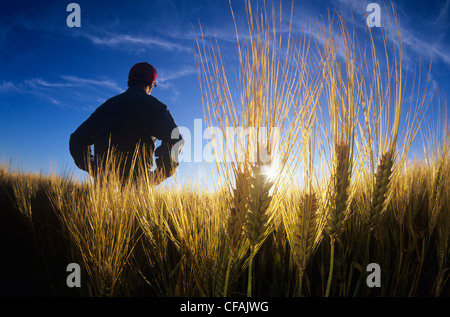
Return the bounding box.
[0,1,449,297]
[0,150,448,297]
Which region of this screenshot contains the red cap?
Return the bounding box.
[128,62,157,86]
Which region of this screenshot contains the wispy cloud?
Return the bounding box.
[430,0,449,27]
[156,65,197,89]
[0,81,17,92]
[0,76,123,110]
[24,78,74,89]
[19,76,122,94]
[400,29,450,66]
[60,76,123,93]
[80,31,194,53]
[154,65,197,103]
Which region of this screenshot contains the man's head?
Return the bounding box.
[128,62,157,95]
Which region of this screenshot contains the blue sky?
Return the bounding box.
[0,0,449,186]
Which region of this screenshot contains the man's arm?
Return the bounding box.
[69,115,96,172]
[152,106,184,178]
[154,132,185,178]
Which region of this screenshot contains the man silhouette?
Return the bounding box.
[69,62,184,184]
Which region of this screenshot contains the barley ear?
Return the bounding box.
[368,150,395,230]
[245,163,275,247]
[292,192,320,272]
[325,143,352,239]
[227,169,249,250]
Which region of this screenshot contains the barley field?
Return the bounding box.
[0,149,448,297]
[0,1,449,297]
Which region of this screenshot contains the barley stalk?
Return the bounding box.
[227,169,249,250]
[195,0,317,297]
[325,143,352,239]
[325,142,353,297]
[293,193,319,271]
[291,191,320,296]
[319,13,359,297]
[244,162,275,297]
[49,148,139,296]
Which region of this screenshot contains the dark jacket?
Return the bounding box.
[69,87,184,180]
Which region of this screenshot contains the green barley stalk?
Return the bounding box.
[319,14,358,297]
[294,192,320,296]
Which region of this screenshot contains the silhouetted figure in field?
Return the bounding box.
[69,62,184,184]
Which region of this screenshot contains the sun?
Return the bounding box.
[261,158,281,182]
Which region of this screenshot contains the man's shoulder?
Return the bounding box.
[124,88,168,110]
[97,91,128,107]
[147,95,168,111]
